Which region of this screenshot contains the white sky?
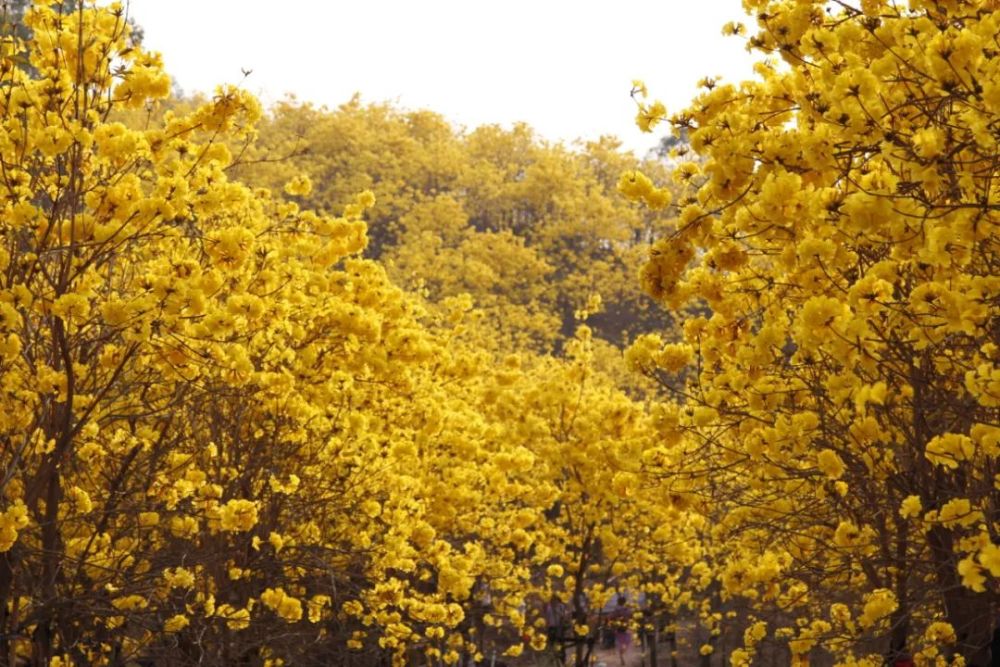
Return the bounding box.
[127,1,757,154]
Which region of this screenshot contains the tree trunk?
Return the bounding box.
[571,524,594,667]
[32,459,64,665]
[699,636,714,667]
[0,551,12,667]
[887,517,910,662]
[649,622,658,667]
[666,615,678,667]
[928,526,995,666]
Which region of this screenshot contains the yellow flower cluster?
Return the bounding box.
[261,588,303,623]
[617,170,672,210]
[857,590,897,630]
[0,501,29,552]
[218,499,259,532]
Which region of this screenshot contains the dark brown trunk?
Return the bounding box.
[887,516,910,661]
[0,551,12,667]
[699,635,714,667]
[648,619,658,667]
[33,461,64,665]
[928,526,995,666]
[572,524,594,667]
[667,628,678,667]
[887,604,910,665]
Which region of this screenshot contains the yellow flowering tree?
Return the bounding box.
[232,98,678,352]
[628,1,1000,664]
[469,325,697,667]
[0,4,696,667]
[0,4,491,665]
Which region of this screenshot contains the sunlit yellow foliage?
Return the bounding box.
[0,4,689,666]
[13,0,1000,665]
[232,97,680,351]
[631,1,1000,664]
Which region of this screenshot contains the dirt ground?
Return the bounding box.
[586,645,646,667]
[517,629,698,667]
[522,639,686,667]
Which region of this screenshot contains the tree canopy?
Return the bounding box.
[1,1,999,666]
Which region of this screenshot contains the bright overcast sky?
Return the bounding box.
[127,1,757,154]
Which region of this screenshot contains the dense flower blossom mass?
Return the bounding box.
[0,1,997,666]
